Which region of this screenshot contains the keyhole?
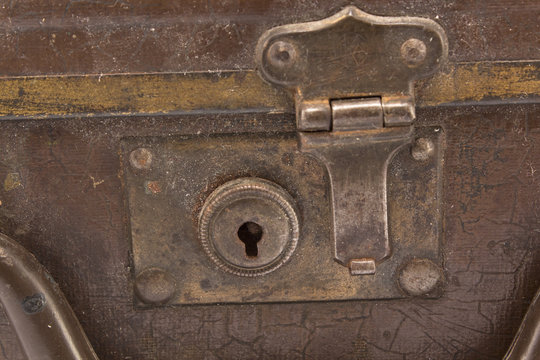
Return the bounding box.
[237,222,263,257]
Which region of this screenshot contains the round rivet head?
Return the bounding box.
[401,38,427,67]
[398,259,443,296]
[411,137,434,161]
[129,148,153,170]
[266,41,298,70]
[199,178,299,277]
[135,267,176,304]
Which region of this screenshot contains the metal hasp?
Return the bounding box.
[256,6,448,274]
[0,233,99,360]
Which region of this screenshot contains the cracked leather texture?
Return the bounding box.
[0,1,539,359]
[0,105,538,359]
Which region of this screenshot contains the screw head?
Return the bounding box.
[199,178,299,277]
[398,259,442,296]
[401,38,427,67]
[135,267,176,305]
[129,148,153,170]
[266,41,298,70]
[411,137,434,161]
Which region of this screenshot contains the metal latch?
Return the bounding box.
[122,6,448,305]
[256,6,448,275]
[299,96,414,274]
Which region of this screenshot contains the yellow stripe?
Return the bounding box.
[0,61,537,119]
[0,71,291,118]
[416,61,539,106]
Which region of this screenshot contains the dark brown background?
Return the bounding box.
[0,0,539,76]
[0,1,539,359]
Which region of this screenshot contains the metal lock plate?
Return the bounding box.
[123,6,448,305]
[122,127,443,305]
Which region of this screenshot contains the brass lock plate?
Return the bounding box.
[122,127,443,305]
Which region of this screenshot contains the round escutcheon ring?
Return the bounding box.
[198,178,300,277]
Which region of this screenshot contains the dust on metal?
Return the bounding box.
[349,259,376,275]
[135,267,176,305]
[400,38,427,67]
[122,129,443,304]
[398,258,443,296]
[411,137,435,161]
[266,41,298,71]
[0,62,537,121]
[257,6,447,274]
[129,148,153,170]
[256,5,448,102]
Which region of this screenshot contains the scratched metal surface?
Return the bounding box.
[0,1,539,359]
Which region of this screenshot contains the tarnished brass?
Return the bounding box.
[0,2,538,358]
[0,62,536,121]
[256,6,447,273]
[122,127,443,304]
[256,6,447,103]
[199,178,299,277]
[119,6,447,304]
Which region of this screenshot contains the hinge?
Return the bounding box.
[256,6,448,275]
[297,96,414,132]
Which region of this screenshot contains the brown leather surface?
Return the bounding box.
[0,105,538,359]
[0,0,538,76]
[0,2,539,359]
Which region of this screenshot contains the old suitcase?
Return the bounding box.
[0,1,539,359]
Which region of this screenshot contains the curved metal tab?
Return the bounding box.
[299,126,413,267]
[256,5,448,101]
[0,233,99,360]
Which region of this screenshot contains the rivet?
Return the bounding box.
[398,259,442,296]
[400,38,427,67]
[135,268,176,305]
[129,148,153,170]
[266,41,298,69]
[411,137,434,161]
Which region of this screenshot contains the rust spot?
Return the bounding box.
[145,181,162,194]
